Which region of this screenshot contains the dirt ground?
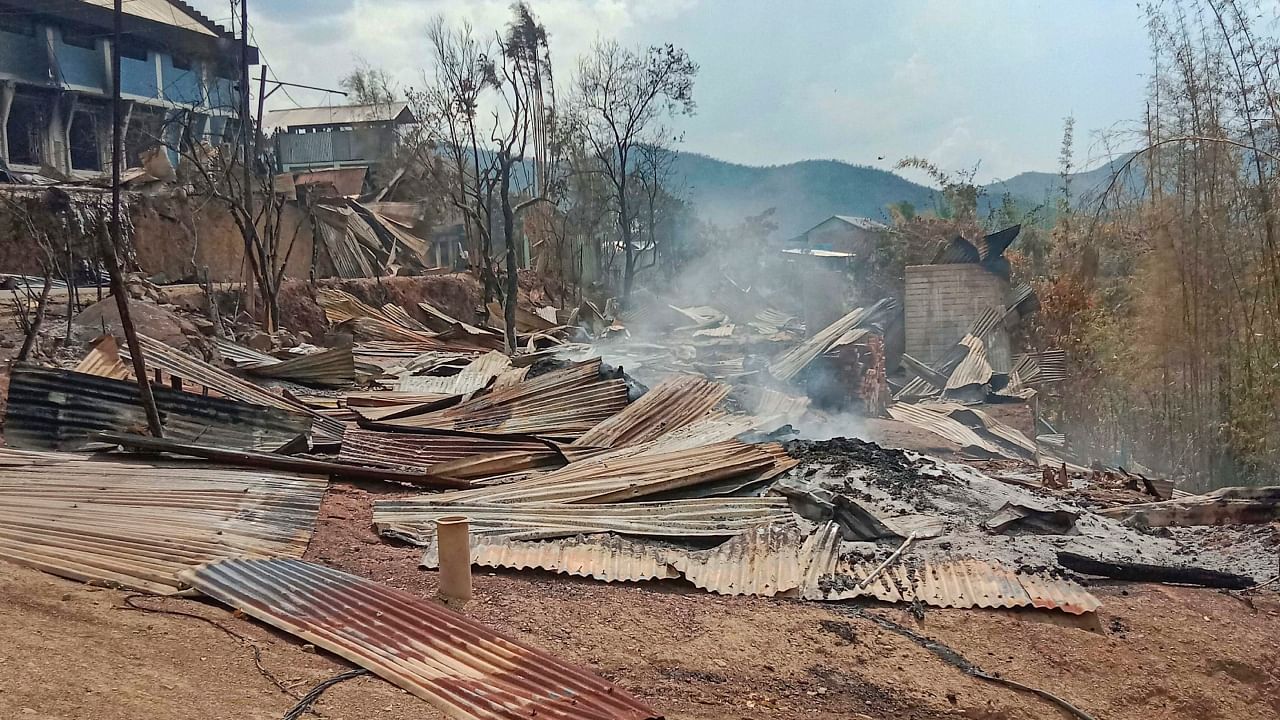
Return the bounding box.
[2,480,1277,720]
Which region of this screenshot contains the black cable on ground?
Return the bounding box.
[830,605,1099,720]
[119,594,300,701]
[283,669,370,720]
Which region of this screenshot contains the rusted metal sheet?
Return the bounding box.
[235,345,357,388]
[573,374,729,448]
[885,403,1009,458]
[796,526,1099,613]
[420,534,680,583]
[670,523,808,597]
[431,440,788,505]
[768,299,894,381]
[179,558,661,720]
[373,497,792,543]
[943,335,993,391]
[75,335,131,379]
[339,428,551,473]
[396,351,510,396]
[921,403,1037,460]
[373,359,630,440]
[0,448,326,595]
[4,365,309,452]
[97,333,347,444]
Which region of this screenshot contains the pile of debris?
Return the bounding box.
[1,275,1276,720]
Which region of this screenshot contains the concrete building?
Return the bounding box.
[787,215,890,257]
[269,103,416,173]
[904,263,1011,365]
[0,0,251,176]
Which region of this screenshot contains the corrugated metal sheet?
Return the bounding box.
[267,103,413,129]
[796,524,1099,613]
[691,324,735,338]
[75,336,130,379]
[944,335,993,391]
[885,403,1009,458]
[374,359,630,439]
[4,365,309,452]
[573,374,729,448]
[373,497,792,543]
[179,558,661,720]
[396,351,510,396]
[98,334,347,444]
[769,299,895,381]
[339,428,551,473]
[430,440,789,505]
[231,345,357,388]
[670,524,807,597]
[82,0,219,36]
[921,403,1037,460]
[0,448,325,595]
[420,534,680,583]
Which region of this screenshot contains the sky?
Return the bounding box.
[185,0,1153,184]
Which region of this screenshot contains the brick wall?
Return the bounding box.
[904,264,1009,364]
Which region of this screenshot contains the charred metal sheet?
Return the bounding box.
[373,359,629,439]
[885,403,1009,458]
[240,346,356,388]
[4,365,309,452]
[373,497,792,544]
[769,299,895,381]
[915,402,1037,461]
[573,374,730,448]
[430,440,786,505]
[1097,486,1280,527]
[395,351,510,396]
[0,448,326,595]
[943,335,993,392]
[731,385,810,431]
[670,523,807,597]
[420,534,680,583]
[179,558,661,720]
[339,428,550,473]
[101,333,347,443]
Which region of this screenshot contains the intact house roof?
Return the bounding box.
[830,215,890,231]
[268,103,417,130]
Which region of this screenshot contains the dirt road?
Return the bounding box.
[2,483,1277,720]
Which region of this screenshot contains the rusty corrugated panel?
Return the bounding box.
[4,365,309,452]
[670,524,807,597]
[922,403,1037,459]
[396,351,510,395]
[217,342,356,388]
[885,403,1009,457]
[573,374,730,448]
[944,335,993,391]
[420,534,680,583]
[75,336,130,379]
[0,448,325,595]
[373,497,792,543]
[768,299,895,381]
[374,359,629,439]
[113,334,347,444]
[430,440,782,505]
[179,558,661,720]
[339,428,550,472]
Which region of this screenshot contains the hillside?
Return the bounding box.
[671,152,1135,237]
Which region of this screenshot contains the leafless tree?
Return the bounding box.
[572,40,697,304]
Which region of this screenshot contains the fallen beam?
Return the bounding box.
[1056,551,1254,590]
[94,432,471,490]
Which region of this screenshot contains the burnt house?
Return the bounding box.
[0,0,251,177]
[269,103,416,173]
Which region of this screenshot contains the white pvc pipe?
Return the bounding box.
[435,515,472,607]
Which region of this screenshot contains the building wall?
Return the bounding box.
[0,26,50,84]
[50,29,107,90]
[904,263,1010,364]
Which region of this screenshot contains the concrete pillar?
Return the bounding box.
[0,81,14,162]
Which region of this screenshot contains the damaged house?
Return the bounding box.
[0,0,251,178]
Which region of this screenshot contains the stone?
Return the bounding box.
[243,331,273,352]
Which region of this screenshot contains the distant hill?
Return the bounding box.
[670,152,1137,237]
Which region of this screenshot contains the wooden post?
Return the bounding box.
[108,0,163,438]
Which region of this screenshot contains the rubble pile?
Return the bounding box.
[0,272,1276,720]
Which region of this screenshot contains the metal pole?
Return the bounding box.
[108,0,164,438]
[255,64,268,158]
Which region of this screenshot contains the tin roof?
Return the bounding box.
[420,533,681,583]
[0,448,325,595]
[267,103,416,129]
[179,558,661,720]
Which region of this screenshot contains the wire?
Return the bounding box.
[283,669,370,720]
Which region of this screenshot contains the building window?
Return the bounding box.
[125,108,164,168]
[69,109,102,171]
[117,39,149,62]
[171,55,192,71]
[6,95,46,166]
[61,29,99,50]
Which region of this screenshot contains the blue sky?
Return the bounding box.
[187,0,1152,183]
